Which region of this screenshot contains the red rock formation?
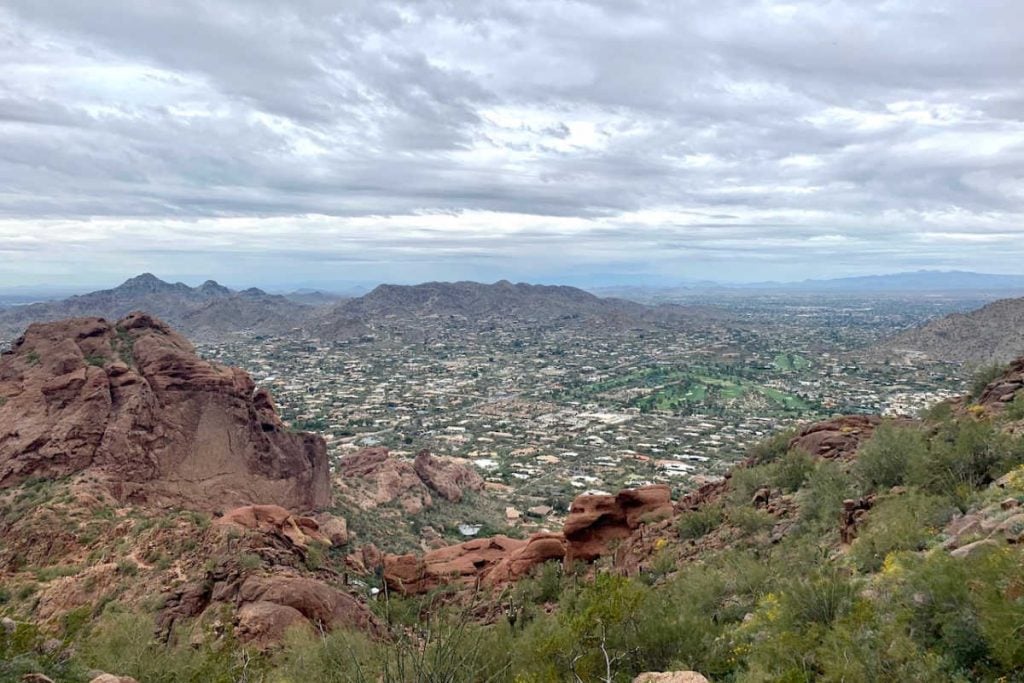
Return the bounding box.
[563,485,673,563]
[788,415,882,461]
[383,532,567,595]
[336,446,482,513]
[413,448,484,502]
[216,504,331,551]
[0,314,328,511]
[977,357,1024,409]
[159,565,379,647]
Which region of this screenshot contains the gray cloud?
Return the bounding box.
[0,0,1022,287]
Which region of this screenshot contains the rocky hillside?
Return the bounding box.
[0,274,316,342]
[0,312,329,511]
[876,294,1024,365]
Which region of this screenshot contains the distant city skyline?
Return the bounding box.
[2,1,1023,287]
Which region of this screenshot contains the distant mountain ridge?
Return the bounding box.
[1,276,723,343]
[309,279,718,339]
[759,270,1024,292]
[0,273,313,341]
[876,294,1024,365]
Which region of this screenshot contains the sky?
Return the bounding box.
[1,0,1023,291]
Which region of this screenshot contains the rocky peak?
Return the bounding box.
[0,314,329,511]
[114,273,174,294]
[196,279,232,297]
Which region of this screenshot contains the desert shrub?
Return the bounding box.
[798,460,856,534]
[1004,392,1024,421]
[814,602,951,683]
[853,421,927,493]
[82,610,263,683]
[779,565,857,627]
[238,552,262,571]
[773,449,815,493]
[909,419,1024,509]
[746,429,796,465]
[0,619,91,683]
[513,560,563,606]
[273,626,383,683]
[676,506,724,540]
[849,492,954,572]
[304,541,325,571]
[728,464,776,504]
[968,545,1024,673]
[728,506,775,536]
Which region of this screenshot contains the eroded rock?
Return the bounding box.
[0,314,329,511]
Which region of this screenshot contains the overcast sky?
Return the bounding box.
[1,0,1022,290]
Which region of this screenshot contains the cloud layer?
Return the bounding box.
[1,0,1022,287]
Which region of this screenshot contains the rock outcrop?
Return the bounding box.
[563,485,673,563]
[413,448,484,502]
[335,446,483,514]
[788,415,882,461]
[0,314,329,511]
[159,566,379,648]
[383,532,566,595]
[215,505,332,552]
[976,357,1024,410]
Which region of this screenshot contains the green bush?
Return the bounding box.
[747,429,796,465]
[82,611,262,683]
[774,449,815,493]
[677,506,724,540]
[798,460,856,534]
[909,419,1024,509]
[849,492,954,572]
[853,421,927,493]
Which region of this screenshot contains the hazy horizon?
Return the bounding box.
[2,1,1023,287]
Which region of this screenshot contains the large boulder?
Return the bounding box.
[159,566,379,647]
[564,485,673,563]
[633,673,710,683]
[788,415,882,461]
[0,314,329,511]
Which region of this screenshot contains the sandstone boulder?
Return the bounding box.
[0,314,329,511]
[788,415,881,461]
[564,485,673,563]
[89,675,140,683]
[158,565,378,646]
[633,673,710,683]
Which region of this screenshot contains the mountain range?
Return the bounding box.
[0,274,722,343]
[0,273,314,341]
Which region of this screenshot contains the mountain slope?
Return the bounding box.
[877,295,1024,364]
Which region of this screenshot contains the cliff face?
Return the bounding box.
[0,312,329,511]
